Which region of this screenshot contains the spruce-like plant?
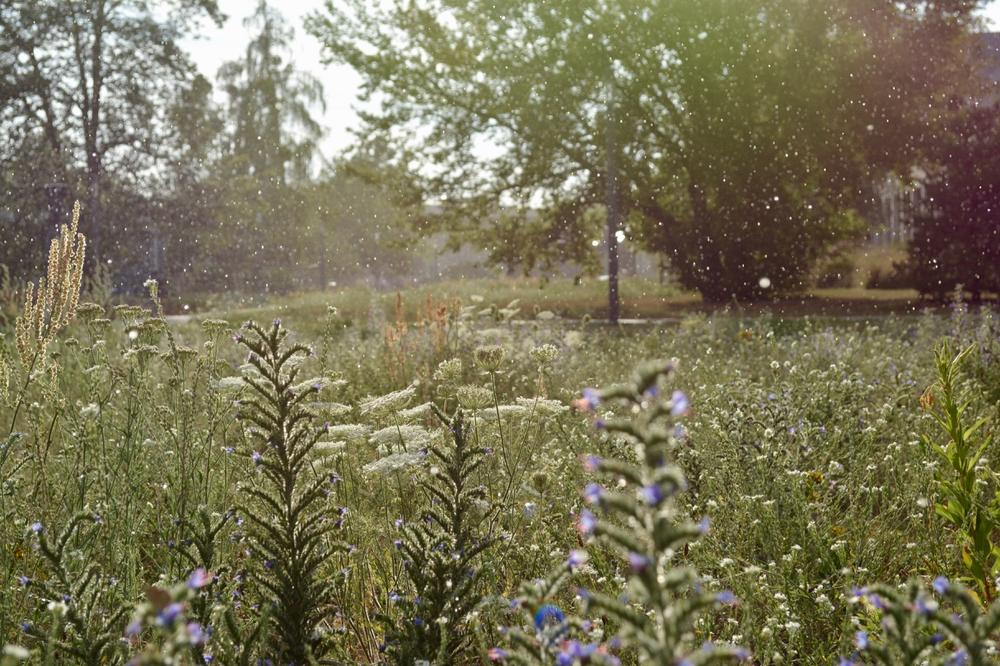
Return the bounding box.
[19,514,129,665]
[234,320,348,663]
[845,578,1000,666]
[497,360,748,665]
[381,405,493,664]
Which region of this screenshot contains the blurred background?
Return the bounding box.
[2,0,998,315]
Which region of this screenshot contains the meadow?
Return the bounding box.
[1,225,999,665]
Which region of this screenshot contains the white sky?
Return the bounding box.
[184,1,1000,163]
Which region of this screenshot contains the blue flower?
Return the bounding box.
[583,483,604,505]
[670,390,690,416]
[30,522,42,534]
[488,647,508,661]
[566,549,587,570]
[854,631,868,650]
[156,602,183,628]
[577,509,598,536]
[187,568,212,589]
[251,451,263,465]
[698,516,711,534]
[187,622,208,645]
[628,552,650,573]
[715,590,737,605]
[933,576,950,595]
[583,454,602,472]
[641,483,665,506]
[17,575,29,587]
[534,604,566,630]
[949,650,968,666]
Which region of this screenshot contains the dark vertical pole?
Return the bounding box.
[604,86,621,325]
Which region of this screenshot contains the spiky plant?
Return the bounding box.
[234,320,348,663]
[381,405,494,664]
[846,578,1000,666]
[496,556,622,665]
[19,513,129,665]
[502,360,747,665]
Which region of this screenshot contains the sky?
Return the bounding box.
[185,0,1000,162]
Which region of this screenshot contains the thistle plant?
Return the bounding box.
[846,578,1000,666]
[496,556,622,665]
[381,405,493,664]
[921,343,999,605]
[18,513,129,665]
[233,320,348,664]
[560,360,746,665]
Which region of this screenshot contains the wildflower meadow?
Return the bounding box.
[0,215,998,665]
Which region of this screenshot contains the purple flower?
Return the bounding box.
[574,388,601,413]
[583,482,604,505]
[156,602,184,627]
[264,560,275,570]
[670,390,690,417]
[30,522,42,533]
[394,518,404,528]
[855,631,868,650]
[698,516,711,534]
[577,509,598,536]
[251,451,263,465]
[566,549,588,570]
[583,454,602,472]
[187,622,208,645]
[17,575,30,587]
[933,576,950,595]
[125,619,142,637]
[187,568,212,590]
[949,650,968,666]
[715,590,737,605]
[627,552,650,573]
[641,483,665,506]
[223,447,235,454]
[488,647,508,661]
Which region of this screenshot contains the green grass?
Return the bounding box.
[2,288,998,664]
[170,276,941,333]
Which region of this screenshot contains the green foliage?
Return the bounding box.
[921,343,999,605]
[381,406,494,663]
[848,579,1000,666]
[307,0,975,301]
[234,320,349,663]
[906,105,1000,301]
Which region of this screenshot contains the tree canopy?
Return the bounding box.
[308,0,984,302]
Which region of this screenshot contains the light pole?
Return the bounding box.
[604,73,621,325]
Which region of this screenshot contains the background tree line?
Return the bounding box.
[1,0,998,304]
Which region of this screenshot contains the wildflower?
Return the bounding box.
[251,451,263,466]
[566,550,588,570]
[577,509,598,536]
[474,345,505,371]
[187,568,212,589]
[187,622,208,645]
[523,502,537,518]
[573,388,602,412]
[156,602,183,627]
[933,576,950,595]
[715,590,737,605]
[29,522,42,534]
[698,516,711,534]
[582,454,602,472]
[670,390,690,416]
[640,483,665,506]
[17,575,29,587]
[488,647,508,661]
[628,552,651,573]
[534,604,566,630]
[855,631,868,649]
[583,483,604,505]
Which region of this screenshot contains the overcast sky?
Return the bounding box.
[184,0,1000,162]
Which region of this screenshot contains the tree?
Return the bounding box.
[0,0,223,265]
[207,0,327,293]
[906,104,1000,301]
[307,0,981,304]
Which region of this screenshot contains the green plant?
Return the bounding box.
[234,320,349,663]
[847,578,1000,666]
[380,405,494,663]
[921,343,999,605]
